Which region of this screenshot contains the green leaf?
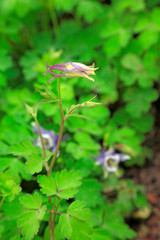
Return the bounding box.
[7,158,31,182]
[67,200,92,223]
[2,197,23,218]
[58,201,92,240]
[70,217,92,240]
[19,192,42,209]
[123,87,158,117]
[58,188,78,199]
[59,214,72,239]
[77,1,103,23]
[37,175,56,196]
[74,132,100,151]
[0,141,8,155]
[75,179,103,208]
[25,154,44,174]
[55,169,82,190]
[0,50,13,71]
[104,222,136,239]
[0,171,21,201]
[18,192,46,240]
[17,211,40,240]
[9,140,37,157]
[103,35,121,58]
[121,53,143,71]
[55,170,82,199]
[92,228,112,240]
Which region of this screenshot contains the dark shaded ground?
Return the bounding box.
[126,111,160,240]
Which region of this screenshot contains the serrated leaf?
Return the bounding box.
[17,192,46,240]
[37,175,56,196]
[59,214,72,239]
[104,221,136,239]
[75,179,103,208]
[19,192,42,209]
[70,217,92,240]
[0,171,21,201]
[17,211,40,240]
[67,200,92,223]
[58,188,78,199]
[55,169,82,190]
[9,140,37,157]
[25,154,43,174]
[58,201,92,240]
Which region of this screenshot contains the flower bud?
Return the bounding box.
[24,103,37,118]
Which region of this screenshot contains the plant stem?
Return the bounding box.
[48,77,64,239]
[52,198,62,230]
[34,118,49,172]
[49,195,57,240]
[48,78,64,174]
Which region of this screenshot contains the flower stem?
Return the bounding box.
[48,77,64,239]
[34,118,49,172]
[52,198,62,232]
[48,78,64,174]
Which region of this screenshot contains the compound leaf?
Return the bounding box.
[59,214,72,239]
[37,175,56,196]
[67,200,92,223]
[9,140,37,157]
[25,154,43,174]
[55,169,82,190]
[19,192,42,209]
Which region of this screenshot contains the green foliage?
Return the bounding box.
[76,179,103,207]
[0,0,158,239]
[9,141,51,174]
[17,192,47,240]
[38,169,82,199]
[9,140,37,156]
[59,200,92,240]
[37,175,56,196]
[0,171,21,201]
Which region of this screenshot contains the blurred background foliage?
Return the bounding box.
[0,0,159,239]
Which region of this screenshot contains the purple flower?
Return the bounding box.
[32,123,59,153]
[95,149,130,173]
[43,62,99,84]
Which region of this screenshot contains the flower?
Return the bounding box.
[43,62,99,84]
[32,123,59,153]
[95,149,130,173]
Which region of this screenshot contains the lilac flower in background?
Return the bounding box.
[32,123,59,153]
[95,149,130,173]
[43,62,99,84]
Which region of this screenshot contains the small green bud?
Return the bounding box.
[40,92,50,99]
[81,101,102,108]
[24,103,38,118]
